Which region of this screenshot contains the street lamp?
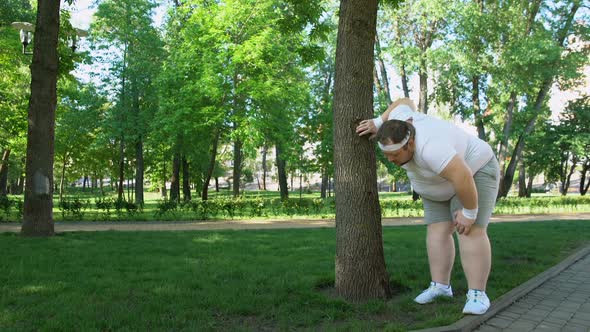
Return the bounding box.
[71,28,88,53]
[11,21,88,55]
[11,22,34,55]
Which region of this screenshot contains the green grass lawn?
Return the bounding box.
[1,220,588,331]
[2,189,589,223]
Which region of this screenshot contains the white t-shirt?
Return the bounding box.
[388,110,493,201]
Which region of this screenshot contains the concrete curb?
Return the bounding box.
[411,244,590,332]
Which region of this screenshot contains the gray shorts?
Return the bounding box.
[422,157,500,227]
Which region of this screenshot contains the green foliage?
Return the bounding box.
[59,197,87,220]
[0,195,14,221]
[0,0,34,25]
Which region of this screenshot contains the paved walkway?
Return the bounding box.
[1,212,589,233]
[475,249,590,332]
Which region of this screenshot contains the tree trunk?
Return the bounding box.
[182,156,191,201]
[261,144,268,191]
[526,174,534,198]
[299,171,302,199]
[580,159,590,196]
[375,33,391,104]
[17,175,24,195]
[215,177,219,192]
[332,0,391,302]
[161,160,167,198]
[418,57,428,114]
[472,76,486,141]
[321,166,328,199]
[0,149,10,196]
[561,155,578,196]
[518,160,526,197]
[498,2,578,198]
[135,139,144,205]
[394,18,410,98]
[497,92,517,188]
[59,153,67,202]
[117,137,125,201]
[499,81,552,198]
[170,153,180,202]
[373,68,383,99]
[127,177,131,202]
[116,42,128,202]
[232,138,242,198]
[202,129,220,201]
[276,144,289,200]
[21,1,62,236]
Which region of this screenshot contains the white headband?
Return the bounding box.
[378,133,410,152]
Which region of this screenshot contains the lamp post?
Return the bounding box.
[11,21,88,55]
[11,22,34,55]
[71,28,88,52]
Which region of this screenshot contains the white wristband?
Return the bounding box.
[372,116,384,130]
[462,207,478,220]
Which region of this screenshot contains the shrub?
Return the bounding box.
[59,198,86,220]
[155,199,178,218]
[95,197,114,215]
[0,196,14,221]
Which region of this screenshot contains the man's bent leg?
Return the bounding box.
[457,225,491,291]
[427,221,456,285]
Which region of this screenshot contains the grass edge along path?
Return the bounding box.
[1,219,589,331]
[1,193,590,223]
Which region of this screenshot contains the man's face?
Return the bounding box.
[383,138,414,166]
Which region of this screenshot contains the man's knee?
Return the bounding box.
[427,221,455,237]
[459,225,488,239]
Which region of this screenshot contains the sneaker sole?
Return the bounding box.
[462,308,489,315]
[414,294,453,305]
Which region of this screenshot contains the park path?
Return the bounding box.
[0,212,588,233]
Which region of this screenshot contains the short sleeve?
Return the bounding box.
[420,140,457,175]
[388,104,415,121]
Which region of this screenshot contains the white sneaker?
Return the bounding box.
[462,289,490,315]
[414,281,453,304]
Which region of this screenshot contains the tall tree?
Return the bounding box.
[333,0,391,302]
[92,0,163,204]
[498,0,584,197]
[21,1,62,236]
[54,80,105,201]
[0,2,34,198]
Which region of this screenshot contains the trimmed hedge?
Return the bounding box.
[0,195,588,222]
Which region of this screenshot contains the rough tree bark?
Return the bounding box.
[21,0,62,236]
[332,0,391,302]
